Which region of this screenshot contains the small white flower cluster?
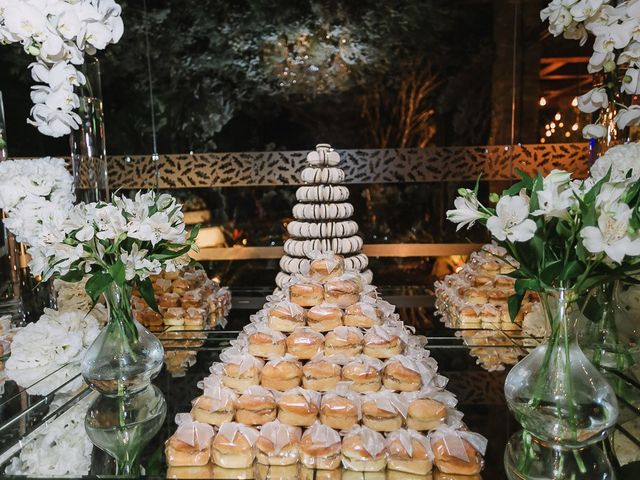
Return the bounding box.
[5,308,101,395]
[5,393,94,477]
[541,0,640,137]
[0,159,191,283]
[0,0,123,137]
[448,154,640,266]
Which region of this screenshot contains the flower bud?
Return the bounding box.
[604,60,616,73]
[489,193,500,203]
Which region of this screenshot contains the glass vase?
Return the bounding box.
[70,57,109,203]
[85,384,167,477]
[81,283,164,397]
[580,282,640,372]
[504,288,618,479]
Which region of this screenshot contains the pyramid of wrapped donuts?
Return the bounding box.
[277,144,372,290]
[166,253,487,478]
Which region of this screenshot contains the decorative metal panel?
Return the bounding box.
[105,143,589,189]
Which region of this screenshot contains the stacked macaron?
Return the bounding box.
[278,144,371,289]
[166,254,487,478]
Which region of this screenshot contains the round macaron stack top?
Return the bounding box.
[278,144,371,289]
[165,144,487,477]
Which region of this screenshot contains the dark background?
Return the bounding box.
[0,0,589,157]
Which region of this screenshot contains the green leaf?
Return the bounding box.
[138,277,160,313]
[85,272,113,304]
[559,260,585,282]
[515,168,534,189]
[60,269,84,283]
[529,172,544,213]
[540,260,564,286]
[515,278,541,295]
[188,223,201,242]
[555,220,573,239]
[109,260,126,286]
[149,245,191,261]
[508,293,525,322]
[503,180,525,197]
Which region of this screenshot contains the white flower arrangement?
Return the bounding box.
[5,393,94,477]
[0,0,123,137]
[5,308,102,395]
[447,167,640,315]
[541,0,640,136]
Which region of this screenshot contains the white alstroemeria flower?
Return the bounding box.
[618,41,640,66]
[616,105,640,130]
[486,195,537,242]
[93,204,127,240]
[596,182,628,207]
[581,203,640,263]
[582,123,607,139]
[128,211,174,246]
[446,189,488,231]
[622,68,640,95]
[570,0,606,22]
[120,243,161,281]
[532,170,575,218]
[577,87,609,113]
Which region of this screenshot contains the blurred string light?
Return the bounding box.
[538,94,582,143]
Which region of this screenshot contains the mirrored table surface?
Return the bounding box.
[0,287,638,479]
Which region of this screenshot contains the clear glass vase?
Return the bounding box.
[81,283,164,397]
[504,288,618,478]
[85,384,167,477]
[580,282,640,372]
[70,57,109,203]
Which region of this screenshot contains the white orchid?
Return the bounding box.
[486,195,538,243]
[581,203,640,263]
[622,68,640,94]
[446,189,488,231]
[590,143,640,181]
[582,123,607,139]
[616,105,640,130]
[570,0,606,23]
[541,1,574,36]
[588,49,615,72]
[0,0,124,137]
[618,41,640,66]
[577,87,609,113]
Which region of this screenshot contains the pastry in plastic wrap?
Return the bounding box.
[285,327,325,359]
[403,387,457,431]
[309,253,345,281]
[363,325,404,359]
[191,376,237,426]
[277,387,321,427]
[166,465,214,479]
[344,301,383,328]
[299,422,342,470]
[268,301,305,333]
[165,414,215,467]
[289,282,324,307]
[429,426,486,476]
[235,386,277,426]
[319,386,361,431]
[341,425,387,472]
[261,355,303,391]
[302,355,342,391]
[306,304,343,332]
[246,324,287,358]
[386,429,433,475]
[211,422,260,469]
[220,350,263,391]
[324,326,363,357]
[323,277,360,308]
[341,355,384,393]
[256,420,302,466]
[361,391,405,431]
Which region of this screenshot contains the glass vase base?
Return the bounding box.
[85,384,167,477]
[504,431,615,480]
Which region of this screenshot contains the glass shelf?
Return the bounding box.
[0,288,637,478]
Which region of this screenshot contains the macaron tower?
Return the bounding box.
[166,144,487,479]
